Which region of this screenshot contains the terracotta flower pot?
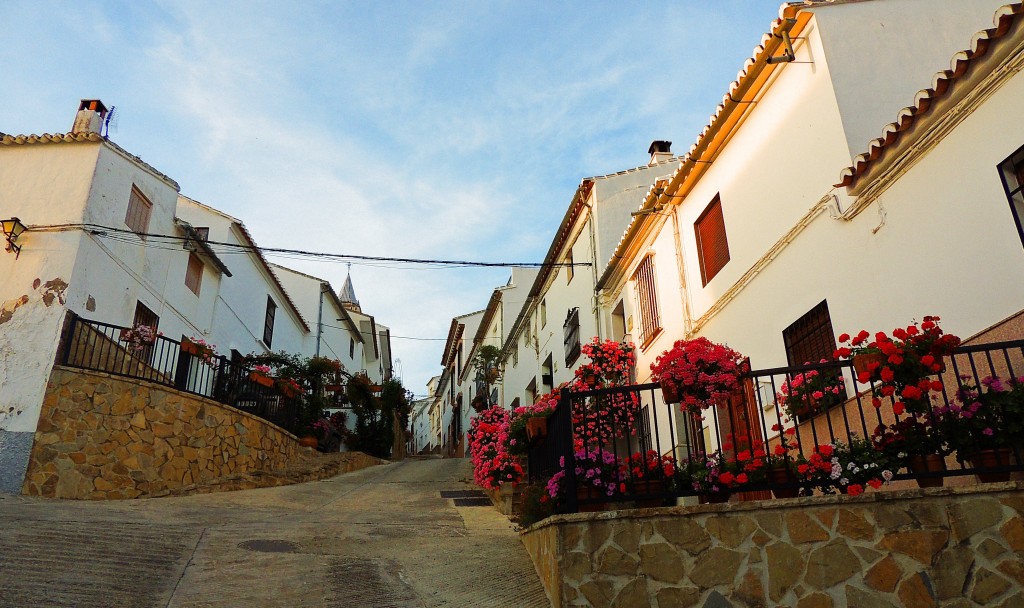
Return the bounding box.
[907,453,945,488]
[299,436,318,449]
[769,466,800,499]
[577,485,612,513]
[853,352,887,375]
[968,448,1014,483]
[180,339,202,356]
[660,379,681,405]
[525,417,547,442]
[632,479,669,508]
[703,490,731,504]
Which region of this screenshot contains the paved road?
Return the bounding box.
[0,457,550,607]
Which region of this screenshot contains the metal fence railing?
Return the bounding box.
[530,340,1024,513]
[60,314,302,435]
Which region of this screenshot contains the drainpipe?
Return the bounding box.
[315,284,325,357]
[671,206,695,337]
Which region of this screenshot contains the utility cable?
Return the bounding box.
[28,223,591,269]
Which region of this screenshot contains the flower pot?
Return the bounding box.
[632,479,668,508]
[853,352,887,375]
[769,466,800,499]
[585,374,598,386]
[660,379,681,405]
[577,485,612,513]
[968,448,1014,483]
[525,417,547,442]
[907,453,945,488]
[249,372,274,387]
[299,436,318,449]
[180,339,202,356]
[324,384,344,392]
[703,490,731,504]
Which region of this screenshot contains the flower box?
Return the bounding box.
[249,371,274,387]
[968,448,1014,483]
[853,352,886,375]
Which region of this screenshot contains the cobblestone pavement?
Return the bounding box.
[0,457,550,607]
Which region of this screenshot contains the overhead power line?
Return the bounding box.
[29,223,592,269]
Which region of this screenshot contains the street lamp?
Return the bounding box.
[2,217,27,259]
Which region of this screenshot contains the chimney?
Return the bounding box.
[71,99,108,135]
[648,140,672,166]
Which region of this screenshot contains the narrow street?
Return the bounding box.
[0,458,550,607]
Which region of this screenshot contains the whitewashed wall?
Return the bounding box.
[812,0,1013,160]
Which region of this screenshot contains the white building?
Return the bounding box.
[0,100,394,492]
[596,0,1022,454]
[499,147,679,407]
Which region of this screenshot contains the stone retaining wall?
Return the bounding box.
[21,366,310,499]
[522,484,1024,607]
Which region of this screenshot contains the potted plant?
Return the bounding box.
[119,323,159,351]
[545,448,626,512]
[620,450,677,507]
[872,415,948,487]
[775,361,845,420]
[834,316,960,417]
[682,450,747,503]
[828,437,897,495]
[507,392,560,454]
[650,337,747,417]
[249,364,274,387]
[181,336,218,365]
[276,376,304,399]
[940,376,1024,482]
[469,406,524,490]
[573,338,636,387]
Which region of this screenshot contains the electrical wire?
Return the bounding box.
[29,223,592,269]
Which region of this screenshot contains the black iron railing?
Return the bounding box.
[530,339,1024,513]
[60,314,302,434]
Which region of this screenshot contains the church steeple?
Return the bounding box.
[339,264,361,313]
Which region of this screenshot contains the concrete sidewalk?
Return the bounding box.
[0,458,550,607]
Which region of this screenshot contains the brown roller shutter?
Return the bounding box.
[695,195,730,286]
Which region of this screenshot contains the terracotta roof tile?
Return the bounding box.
[836,3,1024,188]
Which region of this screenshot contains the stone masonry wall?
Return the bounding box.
[522,484,1024,607]
[21,366,309,499]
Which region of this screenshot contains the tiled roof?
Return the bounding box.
[0,132,180,191]
[836,3,1024,188]
[229,219,312,334]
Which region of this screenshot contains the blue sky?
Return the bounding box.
[3,0,785,395]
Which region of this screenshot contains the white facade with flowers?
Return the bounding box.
[0,101,392,493]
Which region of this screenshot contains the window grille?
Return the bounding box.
[632,255,661,348]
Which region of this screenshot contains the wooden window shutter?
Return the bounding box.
[695,195,730,286]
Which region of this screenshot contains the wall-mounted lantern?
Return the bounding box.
[2,217,27,258]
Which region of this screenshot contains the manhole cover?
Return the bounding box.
[440,490,486,499]
[238,539,300,553]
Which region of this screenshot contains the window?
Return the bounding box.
[999,145,1024,248]
[565,249,574,283]
[611,300,626,343]
[540,299,547,327]
[184,252,203,295]
[512,347,518,368]
[124,186,153,237]
[132,301,159,362]
[783,300,839,366]
[632,255,661,348]
[349,337,355,359]
[263,297,276,347]
[695,195,730,286]
[193,227,210,241]
[563,307,581,366]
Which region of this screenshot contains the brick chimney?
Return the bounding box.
[71,99,108,135]
[648,140,672,166]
